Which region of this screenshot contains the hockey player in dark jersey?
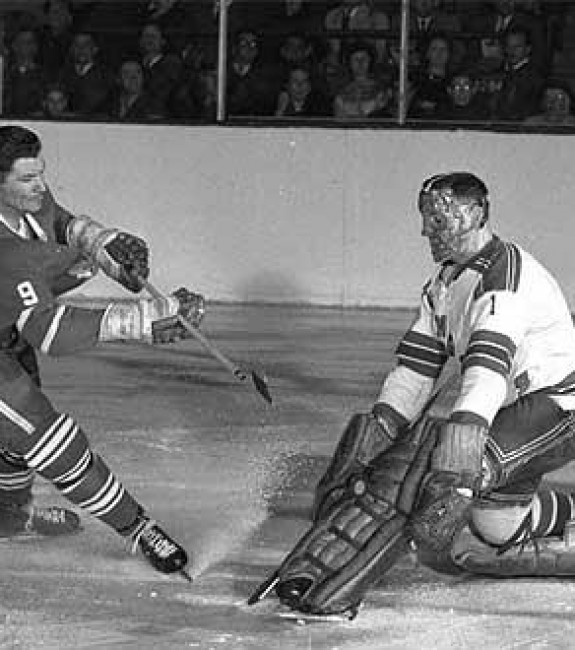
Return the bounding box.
[249,171,575,619]
[0,124,204,579]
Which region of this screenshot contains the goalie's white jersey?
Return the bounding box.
[378,236,575,427]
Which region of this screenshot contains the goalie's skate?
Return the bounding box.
[0,503,81,538]
[131,516,192,581]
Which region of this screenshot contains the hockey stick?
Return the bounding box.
[140,278,273,404]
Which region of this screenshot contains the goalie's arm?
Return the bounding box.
[376,302,448,424]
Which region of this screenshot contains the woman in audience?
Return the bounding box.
[333,40,392,119]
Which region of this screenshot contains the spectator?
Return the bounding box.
[252,0,326,63]
[59,31,114,117]
[463,0,550,76]
[391,0,464,68]
[39,0,76,82]
[226,30,278,117]
[524,82,575,127]
[274,32,317,83]
[108,59,163,122]
[41,82,75,119]
[408,32,453,119]
[324,0,391,69]
[144,0,196,55]
[173,67,219,121]
[274,66,331,117]
[4,27,46,118]
[489,26,545,122]
[333,40,392,119]
[138,22,184,118]
[435,70,490,122]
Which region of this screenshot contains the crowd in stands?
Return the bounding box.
[0,0,574,126]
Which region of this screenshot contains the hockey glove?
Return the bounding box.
[66,215,150,293]
[99,288,194,343]
[410,420,488,557]
[151,287,206,343]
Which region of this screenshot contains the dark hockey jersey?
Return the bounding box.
[0,190,104,355]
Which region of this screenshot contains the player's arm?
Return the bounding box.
[41,187,150,294]
[311,287,447,520]
[451,288,525,427]
[64,214,150,293]
[15,279,202,355]
[375,287,448,426]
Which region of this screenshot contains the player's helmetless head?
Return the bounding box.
[0,126,46,215]
[418,172,490,264]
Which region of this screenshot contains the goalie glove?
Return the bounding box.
[66,215,149,293]
[410,419,488,558]
[99,287,197,343]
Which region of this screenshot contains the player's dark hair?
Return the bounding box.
[0,126,41,176]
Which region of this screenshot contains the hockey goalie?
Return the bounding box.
[248,171,575,619]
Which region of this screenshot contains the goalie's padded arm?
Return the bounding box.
[377,364,436,423]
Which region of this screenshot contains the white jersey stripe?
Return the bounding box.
[0,399,35,435]
[40,304,68,354]
[24,415,75,469]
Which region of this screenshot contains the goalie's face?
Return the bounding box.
[419,188,484,263]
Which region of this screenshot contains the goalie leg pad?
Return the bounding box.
[272,416,440,616]
[276,489,411,616]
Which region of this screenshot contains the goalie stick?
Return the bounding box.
[140,278,273,404]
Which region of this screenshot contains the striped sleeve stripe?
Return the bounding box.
[24,414,77,471]
[462,330,515,377]
[55,448,92,488]
[78,474,126,517]
[40,304,68,353]
[504,243,521,292]
[0,399,35,435]
[0,470,35,490]
[396,331,447,378]
[16,307,33,331]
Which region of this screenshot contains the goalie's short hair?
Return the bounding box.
[419,172,490,223]
[0,126,41,177]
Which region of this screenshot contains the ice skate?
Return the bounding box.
[130,515,192,581]
[0,503,81,538]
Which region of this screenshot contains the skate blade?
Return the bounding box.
[277,608,359,624]
[247,572,280,605]
[178,568,193,583]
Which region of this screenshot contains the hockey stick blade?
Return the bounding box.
[175,316,273,404]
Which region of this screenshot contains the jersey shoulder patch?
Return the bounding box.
[471,239,522,300]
